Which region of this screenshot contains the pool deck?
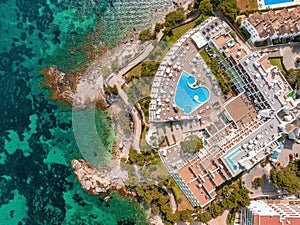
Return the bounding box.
[257,0,300,10]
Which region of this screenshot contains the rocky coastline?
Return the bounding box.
[42,66,107,110]
[71,159,136,200]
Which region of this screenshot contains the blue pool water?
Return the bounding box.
[174,71,210,115]
[188,76,196,84]
[271,142,284,161]
[225,148,242,172]
[264,0,293,5]
[227,40,234,47]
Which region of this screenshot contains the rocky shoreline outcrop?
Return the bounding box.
[42,66,107,110]
[71,159,136,200]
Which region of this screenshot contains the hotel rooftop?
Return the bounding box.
[148,17,298,208]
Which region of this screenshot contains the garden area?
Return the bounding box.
[269,57,300,88]
[200,48,233,95]
[269,57,286,73]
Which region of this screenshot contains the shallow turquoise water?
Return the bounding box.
[0,0,155,224]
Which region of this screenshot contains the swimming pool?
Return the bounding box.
[227,40,234,47]
[174,71,210,115]
[270,142,284,161]
[225,148,241,172]
[264,0,293,5]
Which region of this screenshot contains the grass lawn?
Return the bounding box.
[171,183,194,211]
[124,63,142,81]
[237,0,258,13]
[166,15,209,44]
[269,57,286,73]
[140,125,151,151]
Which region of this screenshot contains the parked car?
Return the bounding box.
[289,154,294,161]
[294,152,299,160]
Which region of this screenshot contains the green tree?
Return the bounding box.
[167,211,180,223]
[154,23,163,33]
[199,0,213,16]
[271,162,300,194]
[136,185,144,197]
[111,85,118,95]
[165,7,186,28]
[163,27,173,36]
[139,29,154,41]
[253,177,264,187]
[218,0,240,22]
[197,212,212,223]
[128,148,139,164]
[180,210,193,223]
[210,203,224,218]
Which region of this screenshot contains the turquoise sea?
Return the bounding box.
[0,0,173,224]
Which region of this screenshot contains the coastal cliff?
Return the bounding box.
[71,159,136,199]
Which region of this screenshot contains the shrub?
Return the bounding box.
[253,177,264,187]
[139,29,154,41]
[165,7,186,28]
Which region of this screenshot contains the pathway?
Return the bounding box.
[107,42,155,152]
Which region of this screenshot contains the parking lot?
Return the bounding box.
[242,163,277,198]
[278,139,300,167]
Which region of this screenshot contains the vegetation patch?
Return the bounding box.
[241,27,251,41]
[286,91,295,99]
[271,160,300,194]
[180,135,203,154]
[237,0,258,13]
[217,0,240,22]
[269,57,286,73]
[285,69,300,88]
[138,96,151,124]
[252,177,264,187]
[125,61,159,84]
[200,49,232,95]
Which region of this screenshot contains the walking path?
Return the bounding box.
[107,43,154,88]
[107,42,155,152]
